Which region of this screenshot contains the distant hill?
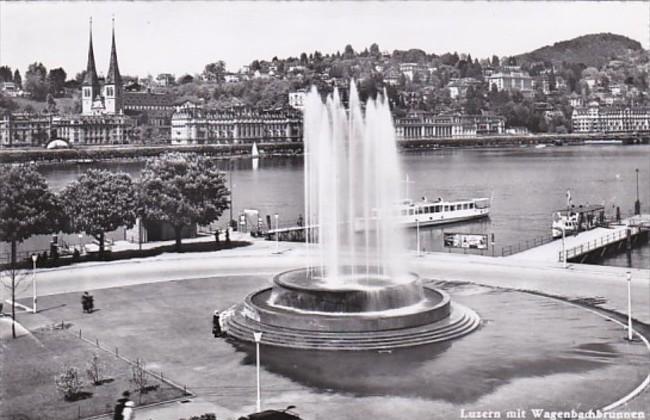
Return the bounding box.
[516,33,643,68]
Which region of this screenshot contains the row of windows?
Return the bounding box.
[401,202,475,216]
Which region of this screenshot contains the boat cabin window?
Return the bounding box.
[444,205,449,211]
[469,203,474,209]
[409,208,414,216]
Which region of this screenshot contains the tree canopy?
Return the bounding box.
[60,169,138,256]
[139,153,229,251]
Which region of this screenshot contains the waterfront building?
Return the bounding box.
[487,71,533,94]
[572,103,650,133]
[54,114,132,145]
[0,112,54,147]
[171,103,302,145]
[123,92,176,129]
[395,111,505,140]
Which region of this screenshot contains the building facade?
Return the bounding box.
[54,115,131,145]
[171,103,302,145]
[0,112,54,147]
[395,112,505,140]
[487,71,533,94]
[572,103,650,133]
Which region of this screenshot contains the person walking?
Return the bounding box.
[122,400,135,420]
[113,391,131,420]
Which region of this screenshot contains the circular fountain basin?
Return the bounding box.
[222,267,480,349]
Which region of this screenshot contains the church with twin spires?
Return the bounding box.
[82,18,123,116]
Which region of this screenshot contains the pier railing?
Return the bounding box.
[501,235,555,257]
[558,227,637,262]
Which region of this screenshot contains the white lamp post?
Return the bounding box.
[253,331,263,412]
[415,218,421,256]
[31,254,38,314]
[274,214,279,252]
[561,225,567,269]
[627,272,633,341]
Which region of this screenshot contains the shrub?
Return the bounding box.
[130,358,149,394]
[54,366,85,401]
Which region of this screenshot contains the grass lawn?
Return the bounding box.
[0,325,186,420]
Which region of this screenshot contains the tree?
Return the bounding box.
[13,70,22,88]
[370,43,380,58]
[47,67,67,96]
[343,44,355,59]
[0,166,61,338]
[491,55,500,67]
[177,74,194,84]
[46,93,57,113]
[24,62,49,101]
[139,153,230,251]
[60,170,138,257]
[0,66,12,83]
[203,61,226,82]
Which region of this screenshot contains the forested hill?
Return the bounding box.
[516,33,643,67]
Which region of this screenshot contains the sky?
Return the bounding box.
[0,1,648,78]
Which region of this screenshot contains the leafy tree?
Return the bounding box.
[0,93,19,112]
[47,67,67,96]
[369,43,380,57]
[13,70,22,88]
[300,52,308,65]
[178,74,194,84]
[343,44,355,59]
[203,61,226,82]
[46,93,57,112]
[0,166,61,338]
[0,66,12,83]
[491,55,500,67]
[24,62,49,101]
[139,153,229,251]
[60,170,138,257]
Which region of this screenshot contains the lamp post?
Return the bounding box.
[415,218,421,256]
[634,168,640,216]
[627,272,633,341]
[274,214,279,252]
[561,225,567,269]
[253,332,263,412]
[31,254,37,314]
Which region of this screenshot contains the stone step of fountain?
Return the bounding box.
[225,316,479,351]
[226,311,474,343]
[223,305,481,350]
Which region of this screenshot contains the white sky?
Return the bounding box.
[0,1,648,78]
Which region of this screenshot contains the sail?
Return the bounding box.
[251,142,260,158]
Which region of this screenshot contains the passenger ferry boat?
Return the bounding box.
[355,197,490,231]
[551,204,605,239]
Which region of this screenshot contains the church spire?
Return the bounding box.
[82,17,100,89]
[106,16,121,85]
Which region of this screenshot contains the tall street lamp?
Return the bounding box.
[634,168,640,216]
[627,272,633,341]
[274,214,279,253]
[253,332,263,412]
[31,254,38,314]
[415,218,421,256]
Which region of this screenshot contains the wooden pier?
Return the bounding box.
[507,215,650,264]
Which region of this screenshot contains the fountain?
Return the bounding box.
[222,83,480,350]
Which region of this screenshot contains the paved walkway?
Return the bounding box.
[4,237,650,419]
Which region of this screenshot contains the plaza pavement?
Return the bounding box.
[4,235,650,419]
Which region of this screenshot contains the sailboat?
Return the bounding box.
[251,142,260,158]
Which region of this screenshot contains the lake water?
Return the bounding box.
[2,144,649,269]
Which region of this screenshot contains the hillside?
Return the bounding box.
[516,33,643,68]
